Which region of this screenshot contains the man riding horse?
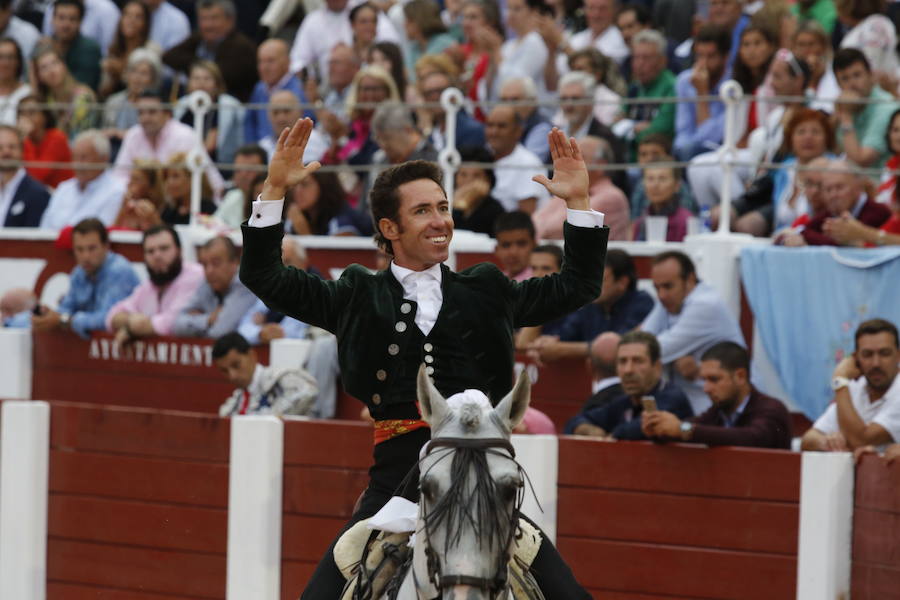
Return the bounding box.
[240,118,609,598]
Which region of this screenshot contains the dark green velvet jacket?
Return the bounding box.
[240,222,608,418]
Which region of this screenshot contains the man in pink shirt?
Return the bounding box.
[106,224,204,343]
[533,136,631,241]
[113,91,225,198]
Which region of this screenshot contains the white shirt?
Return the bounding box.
[813,375,900,451]
[491,143,550,212]
[390,261,442,335]
[0,84,30,126]
[1,16,40,61]
[566,25,629,66]
[0,168,26,224]
[149,1,191,51]
[43,0,121,55]
[259,127,329,164]
[40,170,126,230]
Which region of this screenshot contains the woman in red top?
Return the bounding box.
[456,0,504,120]
[18,94,73,189]
[875,108,900,204]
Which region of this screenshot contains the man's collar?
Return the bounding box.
[851,193,868,218]
[390,261,443,285]
[266,72,294,94]
[246,363,265,394]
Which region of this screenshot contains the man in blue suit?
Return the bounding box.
[0,125,49,227]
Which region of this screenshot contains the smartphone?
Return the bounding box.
[641,396,658,413]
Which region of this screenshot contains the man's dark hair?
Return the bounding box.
[833,48,871,74]
[197,0,236,18]
[701,341,750,373]
[618,330,661,363]
[532,244,563,270]
[458,146,496,189]
[855,318,899,349]
[694,24,732,57]
[235,144,268,165]
[638,132,672,155]
[653,250,696,280]
[494,210,535,239]
[605,248,637,291]
[212,332,251,359]
[370,160,444,255]
[618,3,651,25]
[202,235,240,261]
[53,0,85,19]
[142,224,181,250]
[72,218,108,244]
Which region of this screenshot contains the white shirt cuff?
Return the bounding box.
[566,208,605,228]
[248,196,285,227]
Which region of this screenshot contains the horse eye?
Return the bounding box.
[498,480,520,503]
[421,478,437,502]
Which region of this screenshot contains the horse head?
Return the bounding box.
[413,365,531,600]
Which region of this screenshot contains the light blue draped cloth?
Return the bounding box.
[741,246,900,420]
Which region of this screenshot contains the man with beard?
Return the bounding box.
[802,319,900,453]
[106,224,204,344]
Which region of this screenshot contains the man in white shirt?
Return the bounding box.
[802,319,900,452]
[42,0,120,55]
[485,105,549,214]
[41,130,125,230]
[142,0,191,51]
[0,0,40,59]
[259,90,327,162]
[560,0,629,67]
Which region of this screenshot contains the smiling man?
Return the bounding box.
[239,118,608,599]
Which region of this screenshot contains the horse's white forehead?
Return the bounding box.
[445,389,492,412]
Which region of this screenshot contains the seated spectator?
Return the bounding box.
[578,331,624,412]
[112,159,165,231]
[485,105,549,214]
[402,0,457,79]
[453,0,501,118]
[172,236,256,338]
[32,218,139,338]
[260,90,328,163]
[567,48,626,128]
[642,341,792,448]
[98,0,157,100]
[629,133,697,219]
[565,330,693,439]
[213,144,266,228]
[494,210,536,281]
[482,0,551,107]
[419,70,484,152]
[285,170,362,236]
[525,249,654,361]
[554,70,625,171]
[245,38,312,145]
[313,42,360,128]
[371,102,438,168]
[40,130,126,230]
[0,37,29,126]
[0,0,40,61]
[642,251,746,414]
[162,0,257,102]
[18,95,73,189]
[836,0,898,84]
[633,165,695,242]
[876,108,900,204]
[451,146,505,236]
[673,24,731,162]
[793,22,839,113]
[158,153,218,225]
[514,243,567,349]
[106,223,204,342]
[143,0,190,52]
[558,0,629,67]
[802,319,900,452]
[833,48,899,170]
[824,192,900,247]
[114,91,224,197]
[41,0,121,57]
[31,43,97,138]
[173,59,244,165]
[366,41,406,104]
[0,124,50,227]
[101,49,162,146]
[213,332,318,417]
[349,2,380,63]
[800,161,891,246]
[0,287,36,328]
[792,0,837,36]
[498,76,552,162]
[48,0,101,90]
[534,135,631,240]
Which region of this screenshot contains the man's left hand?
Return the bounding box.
[532,128,589,210]
[31,308,62,331]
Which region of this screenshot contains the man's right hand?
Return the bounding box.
[262,118,321,200]
[823,432,849,452]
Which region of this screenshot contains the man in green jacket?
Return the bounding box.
[240,119,609,599]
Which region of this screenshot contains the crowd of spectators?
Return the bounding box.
[0,0,899,456]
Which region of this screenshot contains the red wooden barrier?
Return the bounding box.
[557,439,801,599]
[517,355,591,432]
[852,454,900,600]
[45,401,230,599]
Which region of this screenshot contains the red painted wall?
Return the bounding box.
[852,454,900,599]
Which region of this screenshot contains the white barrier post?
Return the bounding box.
[269,337,313,370]
[796,452,854,600]
[716,80,743,235]
[510,434,559,543]
[186,90,212,228]
[226,416,284,600]
[0,329,32,399]
[0,400,50,600]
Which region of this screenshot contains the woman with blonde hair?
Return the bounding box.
[31,43,97,138]
[159,153,217,226]
[112,160,165,231]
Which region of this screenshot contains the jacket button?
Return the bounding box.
[388,344,399,355]
[372,394,381,405]
[400,302,412,314]
[426,366,434,375]
[424,343,433,352]
[424,355,434,364]
[395,322,407,333]
[376,369,387,381]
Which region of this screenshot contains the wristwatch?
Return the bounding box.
[831,376,852,391]
[59,313,71,328]
[679,421,693,441]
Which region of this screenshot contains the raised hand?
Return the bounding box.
[262,118,321,200]
[532,128,589,210]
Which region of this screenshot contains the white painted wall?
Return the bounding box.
[510,434,559,544]
[0,329,32,400]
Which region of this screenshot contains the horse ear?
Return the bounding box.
[417,364,448,427]
[495,368,531,430]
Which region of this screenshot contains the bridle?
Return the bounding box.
[414,436,522,600]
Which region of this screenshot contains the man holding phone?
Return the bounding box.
[566,330,693,439]
[641,342,792,448]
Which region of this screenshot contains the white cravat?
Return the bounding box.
[390,262,443,336]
